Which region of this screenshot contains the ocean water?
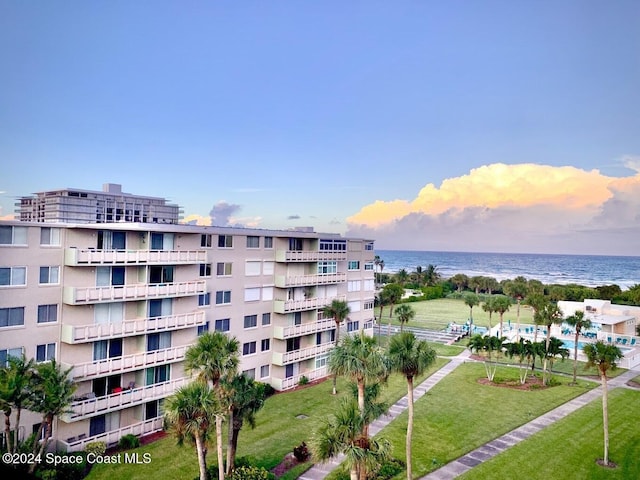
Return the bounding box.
[376,250,640,289]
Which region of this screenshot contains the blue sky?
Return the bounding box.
[1,1,639,254]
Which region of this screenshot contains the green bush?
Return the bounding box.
[117,434,140,450]
[292,441,310,462]
[85,441,106,456]
[38,452,88,480]
[298,376,309,386]
[374,457,405,480]
[227,466,274,480]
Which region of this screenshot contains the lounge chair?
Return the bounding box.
[631,338,637,346]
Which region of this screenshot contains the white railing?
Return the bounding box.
[274,366,329,391]
[275,250,348,262]
[274,295,346,314]
[64,346,188,381]
[61,311,206,343]
[62,377,187,422]
[275,272,346,288]
[273,342,334,365]
[65,248,207,266]
[63,280,207,304]
[272,318,336,339]
[60,417,164,452]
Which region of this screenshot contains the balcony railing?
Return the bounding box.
[275,250,348,262]
[65,248,207,266]
[63,280,207,304]
[61,311,206,344]
[272,318,337,340]
[272,366,329,391]
[61,377,188,422]
[63,345,188,381]
[273,294,346,314]
[60,417,164,452]
[274,272,346,288]
[272,342,334,366]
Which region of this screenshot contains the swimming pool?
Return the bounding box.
[562,339,632,354]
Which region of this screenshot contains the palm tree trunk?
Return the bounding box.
[515,299,521,342]
[542,330,551,386]
[3,408,13,454]
[572,330,580,384]
[406,376,414,480]
[333,322,341,395]
[14,407,22,453]
[195,433,208,480]
[216,415,225,480]
[226,410,234,475]
[602,373,610,465]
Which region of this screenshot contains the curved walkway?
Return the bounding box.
[300,348,638,480]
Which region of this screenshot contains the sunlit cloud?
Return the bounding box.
[210,201,242,226]
[182,214,211,226]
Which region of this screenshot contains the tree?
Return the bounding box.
[535,303,564,386]
[492,296,511,336]
[505,338,536,385]
[424,264,441,287]
[482,297,496,332]
[468,334,504,381]
[388,333,436,480]
[224,375,267,474]
[469,276,484,294]
[450,274,469,293]
[463,293,480,331]
[564,310,593,384]
[542,337,569,385]
[376,290,390,338]
[185,332,240,480]
[165,382,221,480]
[323,299,351,395]
[504,277,529,341]
[394,304,415,333]
[583,341,624,467]
[0,354,35,453]
[28,360,76,473]
[525,293,548,344]
[382,283,404,319]
[395,269,409,285]
[373,256,384,286]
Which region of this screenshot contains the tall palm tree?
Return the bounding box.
[165,382,220,480]
[504,277,529,339]
[468,334,504,382]
[382,283,404,319]
[564,310,593,384]
[388,333,436,480]
[28,360,76,472]
[424,264,440,286]
[505,338,535,385]
[394,304,415,333]
[323,299,351,395]
[464,293,480,333]
[395,269,409,285]
[542,337,569,385]
[185,332,240,479]
[0,354,35,453]
[525,293,548,344]
[492,296,511,336]
[482,297,496,333]
[450,273,468,293]
[535,303,564,386]
[583,341,624,467]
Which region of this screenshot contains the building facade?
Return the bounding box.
[0,219,375,452]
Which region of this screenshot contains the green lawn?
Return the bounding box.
[458,388,640,480]
[86,358,448,480]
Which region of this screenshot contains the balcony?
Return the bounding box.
[273,294,346,314]
[60,416,164,452]
[65,248,207,266]
[63,345,188,381]
[275,250,347,262]
[63,280,207,304]
[272,342,334,366]
[272,366,329,391]
[61,311,206,344]
[272,318,337,340]
[274,272,346,288]
[61,377,187,422]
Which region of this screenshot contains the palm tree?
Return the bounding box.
[185,332,240,479]
[373,256,383,286]
[382,283,404,319]
[28,360,76,472]
[482,297,496,333]
[424,264,441,286]
[450,273,468,293]
[394,304,415,332]
[464,293,480,333]
[504,277,529,339]
[395,269,409,285]
[224,375,267,474]
[583,341,624,467]
[505,338,535,385]
[468,334,504,381]
[0,354,35,453]
[165,382,220,480]
[323,299,351,394]
[388,333,436,480]
[564,310,593,384]
[542,337,569,384]
[492,296,511,336]
[525,293,548,344]
[535,303,564,386]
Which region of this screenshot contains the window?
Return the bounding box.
[215,291,231,305]
[245,261,261,276]
[364,262,374,271]
[149,266,174,284]
[0,267,26,286]
[39,266,60,284]
[244,287,260,302]
[347,321,360,332]
[243,368,256,380]
[365,242,374,251]
[214,318,230,332]
[244,315,258,328]
[315,354,329,369]
[262,313,271,326]
[37,304,58,323]
[289,238,303,251]
[261,338,270,351]
[216,262,232,276]
[347,280,361,292]
[363,279,375,291]
[198,293,211,306]
[0,347,23,367]
[263,261,274,275]
[264,237,273,249]
[146,365,170,385]
[145,399,164,420]
[147,332,171,352]
[148,299,171,318]
[93,339,123,360]
[293,312,302,325]
[364,300,374,310]
[150,233,174,251]
[197,322,210,336]
[199,264,212,277]
[364,320,373,330]
[348,261,360,271]
[36,343,56,363]
[218,235,233,248]
[97,266,125,286]
[319,239,346,251]
[286,337,300,352]
[285,364,295,378]
[40,228,61,246]
[0,226,27,245]
[260,364,270,378]
[201,234,212,248]
[0,307,24,327]
[97,231,126,249]
[242,342,256,356]
[246,236,259,248]
[317,261,337,275]
[348,300,361,312]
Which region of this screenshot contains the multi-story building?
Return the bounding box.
[0,214,375,452]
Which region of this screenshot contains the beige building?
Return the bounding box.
[0,218,375,452]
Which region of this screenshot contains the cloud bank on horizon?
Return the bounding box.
[346,162,640,256]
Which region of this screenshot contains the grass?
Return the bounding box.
[458,388,640,480]
[86,358,448,480]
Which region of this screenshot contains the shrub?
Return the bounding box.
[38,452,88,480]
[85,441,106,456]
[298,376,309,386]
[227,466,274,480]
[118,434,140,450]
[293,441,310,462]
[374,458,405,480]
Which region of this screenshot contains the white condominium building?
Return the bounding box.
[0,216,375,453]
